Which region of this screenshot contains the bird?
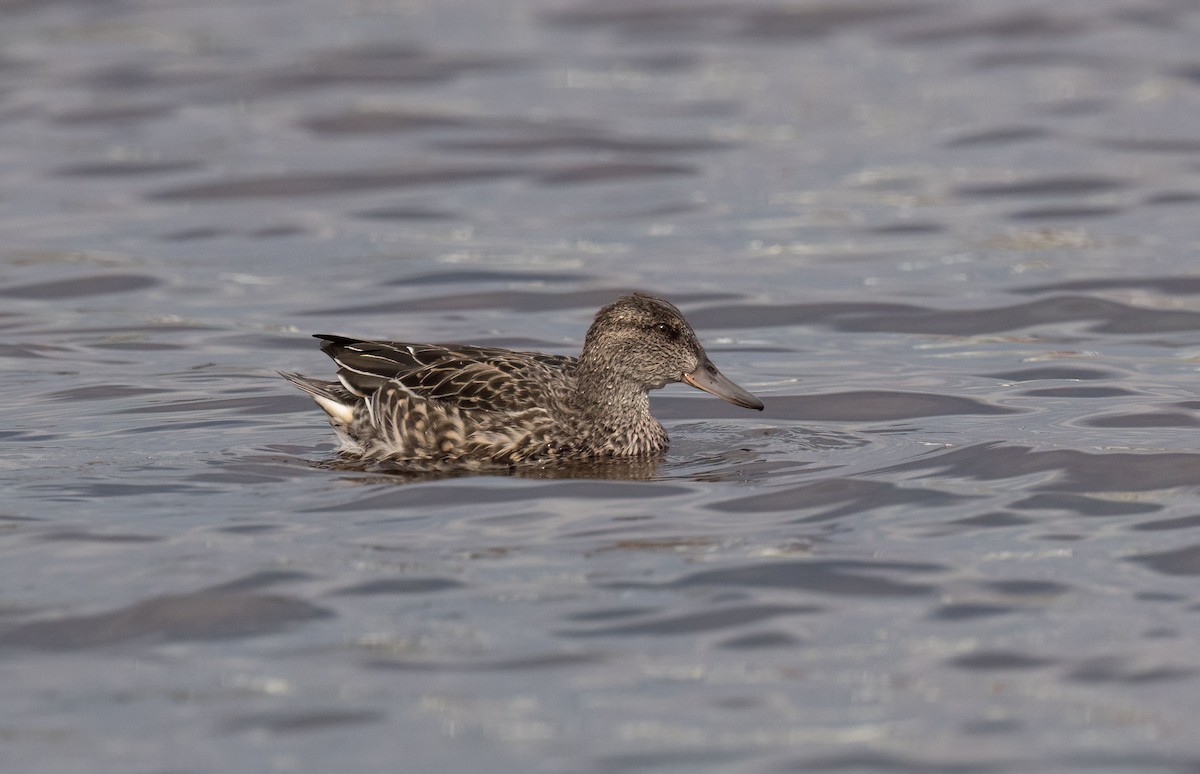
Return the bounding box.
[281,292,763,466]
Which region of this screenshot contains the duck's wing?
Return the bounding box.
[315,334,576,413]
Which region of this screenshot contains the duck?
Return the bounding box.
[280,292,763,466]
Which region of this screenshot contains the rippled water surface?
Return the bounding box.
[6,0,1200,772]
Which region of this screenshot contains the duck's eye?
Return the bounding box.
[653,322,677,338]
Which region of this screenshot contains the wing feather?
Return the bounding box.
[314,334,576,414]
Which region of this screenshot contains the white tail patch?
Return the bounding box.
[313,395,355,424]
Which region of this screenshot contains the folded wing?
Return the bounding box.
[315,334,576,414]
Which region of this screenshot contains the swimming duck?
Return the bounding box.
[281,293,763,465]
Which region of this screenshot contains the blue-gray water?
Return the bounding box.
[4,0,1200,772]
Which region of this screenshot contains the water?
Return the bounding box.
[3,0,1200,771]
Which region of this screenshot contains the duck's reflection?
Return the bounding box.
[323,452,665,483]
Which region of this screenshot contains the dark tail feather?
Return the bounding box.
[278,371,356,423]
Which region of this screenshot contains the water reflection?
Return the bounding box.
[326,453,666,482]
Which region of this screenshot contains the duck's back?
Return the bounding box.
[318,336,577,411]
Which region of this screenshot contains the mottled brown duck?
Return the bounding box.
[281,293,763,465]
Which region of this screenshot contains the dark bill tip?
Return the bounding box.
[683,359,764,411]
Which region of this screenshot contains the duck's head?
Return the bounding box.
[581,293,764,411]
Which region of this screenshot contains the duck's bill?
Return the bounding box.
[683,359,765,411]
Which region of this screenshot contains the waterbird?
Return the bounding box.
[281,293,763,465]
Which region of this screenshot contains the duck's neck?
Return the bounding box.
[574,359,651,418]
[572,355,667,455]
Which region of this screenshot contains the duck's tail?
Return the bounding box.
[278,371,357,424]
